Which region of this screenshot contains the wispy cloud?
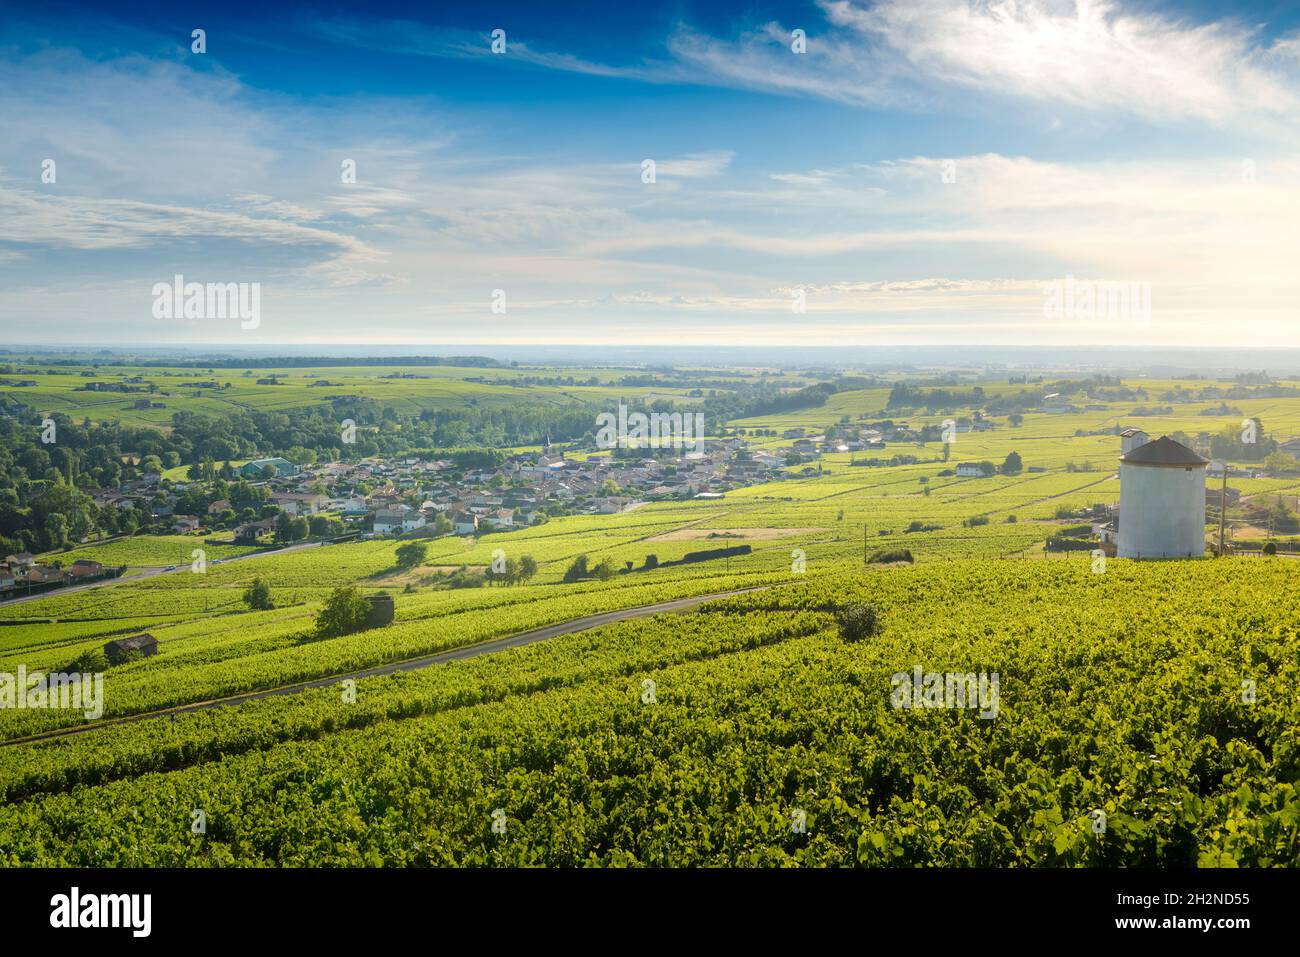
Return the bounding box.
[314,2,1300,131]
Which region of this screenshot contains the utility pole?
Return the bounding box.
[1217,468,1229,558]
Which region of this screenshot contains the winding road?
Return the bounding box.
[1,585,769,746]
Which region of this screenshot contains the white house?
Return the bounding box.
[449,510,478,535]
[955,463,985,477]
[373,508,426,535]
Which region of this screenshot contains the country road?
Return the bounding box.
[1,585,770,746]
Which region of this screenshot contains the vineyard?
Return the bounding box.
[5,365,1300,867]
[0,559,1297,865]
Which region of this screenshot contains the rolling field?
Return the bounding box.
[1,560,1296,866]
[3,370,1299,866]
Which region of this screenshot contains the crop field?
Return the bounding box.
[3,366,1300,868]
[1,559,1297,866]
[7,364,716,428]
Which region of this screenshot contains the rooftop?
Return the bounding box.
[1120,435,1209,468]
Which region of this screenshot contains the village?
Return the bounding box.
[0,429,845,597]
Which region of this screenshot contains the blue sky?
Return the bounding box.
[2,0,1300,348]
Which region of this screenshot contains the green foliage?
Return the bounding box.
[394,542,428,569]
[867,548,913,565]
[0,562,1298,866]
[562,554,590,583]
[313,585,371,639]
[834,602,880,641]
[242,577,274,611]
[66,647,109,674]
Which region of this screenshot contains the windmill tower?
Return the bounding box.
[1117,435,1208,559]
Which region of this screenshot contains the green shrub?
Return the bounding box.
[834,603,880,642]
[67,647,109,673]
[867,548,913,565]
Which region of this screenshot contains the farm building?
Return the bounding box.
[104,633,159,664]
[68,559,104,578]
[238,457,299,478]
[1117,435,1208,559]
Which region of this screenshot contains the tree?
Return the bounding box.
[517,554,538,583]
[394,541,428,569]
[1265,451,1297,473]
[486,555,517,586]
[243,577,274,610]
[563,554,590,583]
[42,512,68,551]
[433,513,453,535]
[592,558,615,581]
[314,586,371,638]
[1008,413,1024,427]
[1002,451,1023,475]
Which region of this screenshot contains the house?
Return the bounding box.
[448,510,479,535]
[104,633,158,664]
[171,515,201,534]
[1092,521,1118,546]
[25,566,67,584]
[1206,486,1241,508]
[955,463,987,478]
[0,573,14,591]
[207,499,231,516]
[234,519,275,543]
[270,492,326,516]
[238,457,299,478]
[68,559,104,579]
[373,508,426,535]
[5,553,35,572]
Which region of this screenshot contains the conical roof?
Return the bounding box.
[1119,435,1209,467]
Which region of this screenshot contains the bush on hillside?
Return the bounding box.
[867,548,913,565]
[835,602,880,642]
